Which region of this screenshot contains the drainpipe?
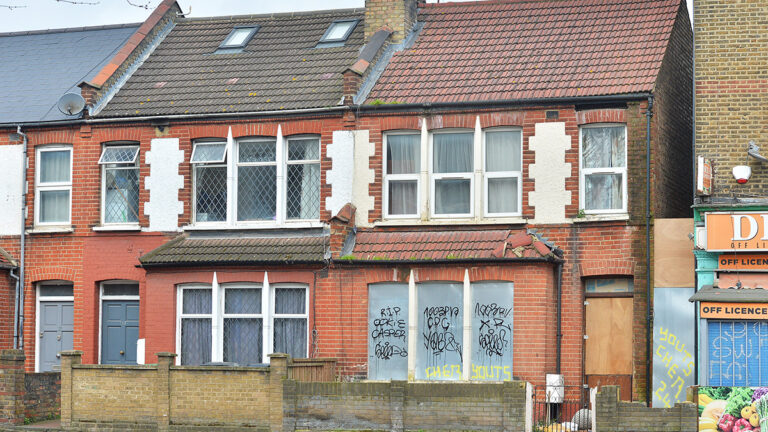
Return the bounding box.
[10,268,19,349]
[554,259,563,374]
[15,126,27,351]
[645,96,654,406]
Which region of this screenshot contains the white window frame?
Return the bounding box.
[35,145,73,226]
[285,136,321,222]
[482,128,523,217]
[176,278,309,365]
[97,280,140,364]
[191,140,229,226]
[429,129,475,218]
[34,281,74,372]
[99,143,141,227]
[579,123,628,215]
[383,131,421,219]
[191,136,321,228]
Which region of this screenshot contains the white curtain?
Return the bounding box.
[40,190,69,223]
[485,131,521,172]
[585,174,622,210]
[273,288,307,358]
[434,133,472,173]
[488,178,518,214]
[387,135,419,174]
[389,180,417,215]
[40,150,70,183]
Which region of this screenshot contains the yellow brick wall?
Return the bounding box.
[71,367,156,424]
[695,0,768,197]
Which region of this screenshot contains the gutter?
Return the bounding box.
[332,256,564,266]
[645,95,654,406]
[13,126,28,350]
[0,93,652,129]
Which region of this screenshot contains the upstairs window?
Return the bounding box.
[191,136,320,226]
[580,124,627,214]
[484,129,522,217]
[99,143,140,225]
[36,146,72,225]
[431,131,474,217]
[384,133,420,218]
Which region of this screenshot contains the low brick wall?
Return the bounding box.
[23,372,60,422]
[283,380,528,431]
[595,385,697,432]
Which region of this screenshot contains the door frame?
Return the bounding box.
[98,281,140,364]
[35,282,75,373]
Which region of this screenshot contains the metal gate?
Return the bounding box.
[531,384,591,432]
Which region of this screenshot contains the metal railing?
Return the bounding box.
[531,384,591,432]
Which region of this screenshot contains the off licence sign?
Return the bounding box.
[700,302,768,320]
[706,212,768,251]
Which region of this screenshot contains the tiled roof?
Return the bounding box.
[0,247,16,269]
[0,24,140,124]
[139,232,329,266]
[98,9,366,117]
[347,229,556,262]
[366,0,681,104]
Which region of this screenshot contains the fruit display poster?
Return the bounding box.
[653,287,695,407]
[699,387,768,431]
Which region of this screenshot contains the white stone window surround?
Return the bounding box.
[189,129,321,229]
[382,121,524,221]
[34,144,73,227]
[578,123,628,215]
[176,275,309,366]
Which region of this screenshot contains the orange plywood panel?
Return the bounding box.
[585,297,633,375]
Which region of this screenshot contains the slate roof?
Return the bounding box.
[347,229,557,262]
[98,9,366,117]
[0,24,140,124]
[366,0,681,104]
[139,231,329,266]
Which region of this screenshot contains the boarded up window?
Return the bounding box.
[470,282,513,381]
[368,283,409,380]
[416,282,463,380]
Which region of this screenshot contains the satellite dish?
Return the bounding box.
[56,93,86,116]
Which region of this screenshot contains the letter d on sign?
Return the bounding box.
[732,215,759,241]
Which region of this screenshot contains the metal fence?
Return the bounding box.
[531,384,591,432]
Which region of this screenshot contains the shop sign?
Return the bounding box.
[706,212,768,251]
[719,254,768,271]
[697,156,712,196]
[700,302,768,320]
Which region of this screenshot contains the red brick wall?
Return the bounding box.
[0,271,14,351]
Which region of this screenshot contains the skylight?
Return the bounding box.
[219,26,259,50]
[319,19,358,44]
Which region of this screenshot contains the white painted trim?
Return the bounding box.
[407,270,417,381]
[578,123,628,215]
[93,224,141,232]
[34,145,73,226]
[374,217,528,227]
[462,269,471,380]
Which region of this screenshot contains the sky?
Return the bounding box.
[0,0,694,33]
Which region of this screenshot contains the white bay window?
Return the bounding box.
[384,133,420,217]
[36,146,72,225]
[178,278,308,366]
[580,124,627,213]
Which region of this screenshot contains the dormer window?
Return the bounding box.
[216,26,259,52]
[317,19,358,47]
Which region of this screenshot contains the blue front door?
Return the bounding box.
[39,301,74,372]
[102,300,139,364]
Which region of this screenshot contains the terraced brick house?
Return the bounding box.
[0,0,692,405]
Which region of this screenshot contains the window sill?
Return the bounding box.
[93,225,142,232]
[572,214,630,223]
[375,217,528,227]
[182,221,326,231]
[26,226,74,234]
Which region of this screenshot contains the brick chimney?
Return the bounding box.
[365,0,417,44]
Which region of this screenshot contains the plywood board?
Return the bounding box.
[587,375,632,401]
[585,297,633,375]
[654,218,695,288]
